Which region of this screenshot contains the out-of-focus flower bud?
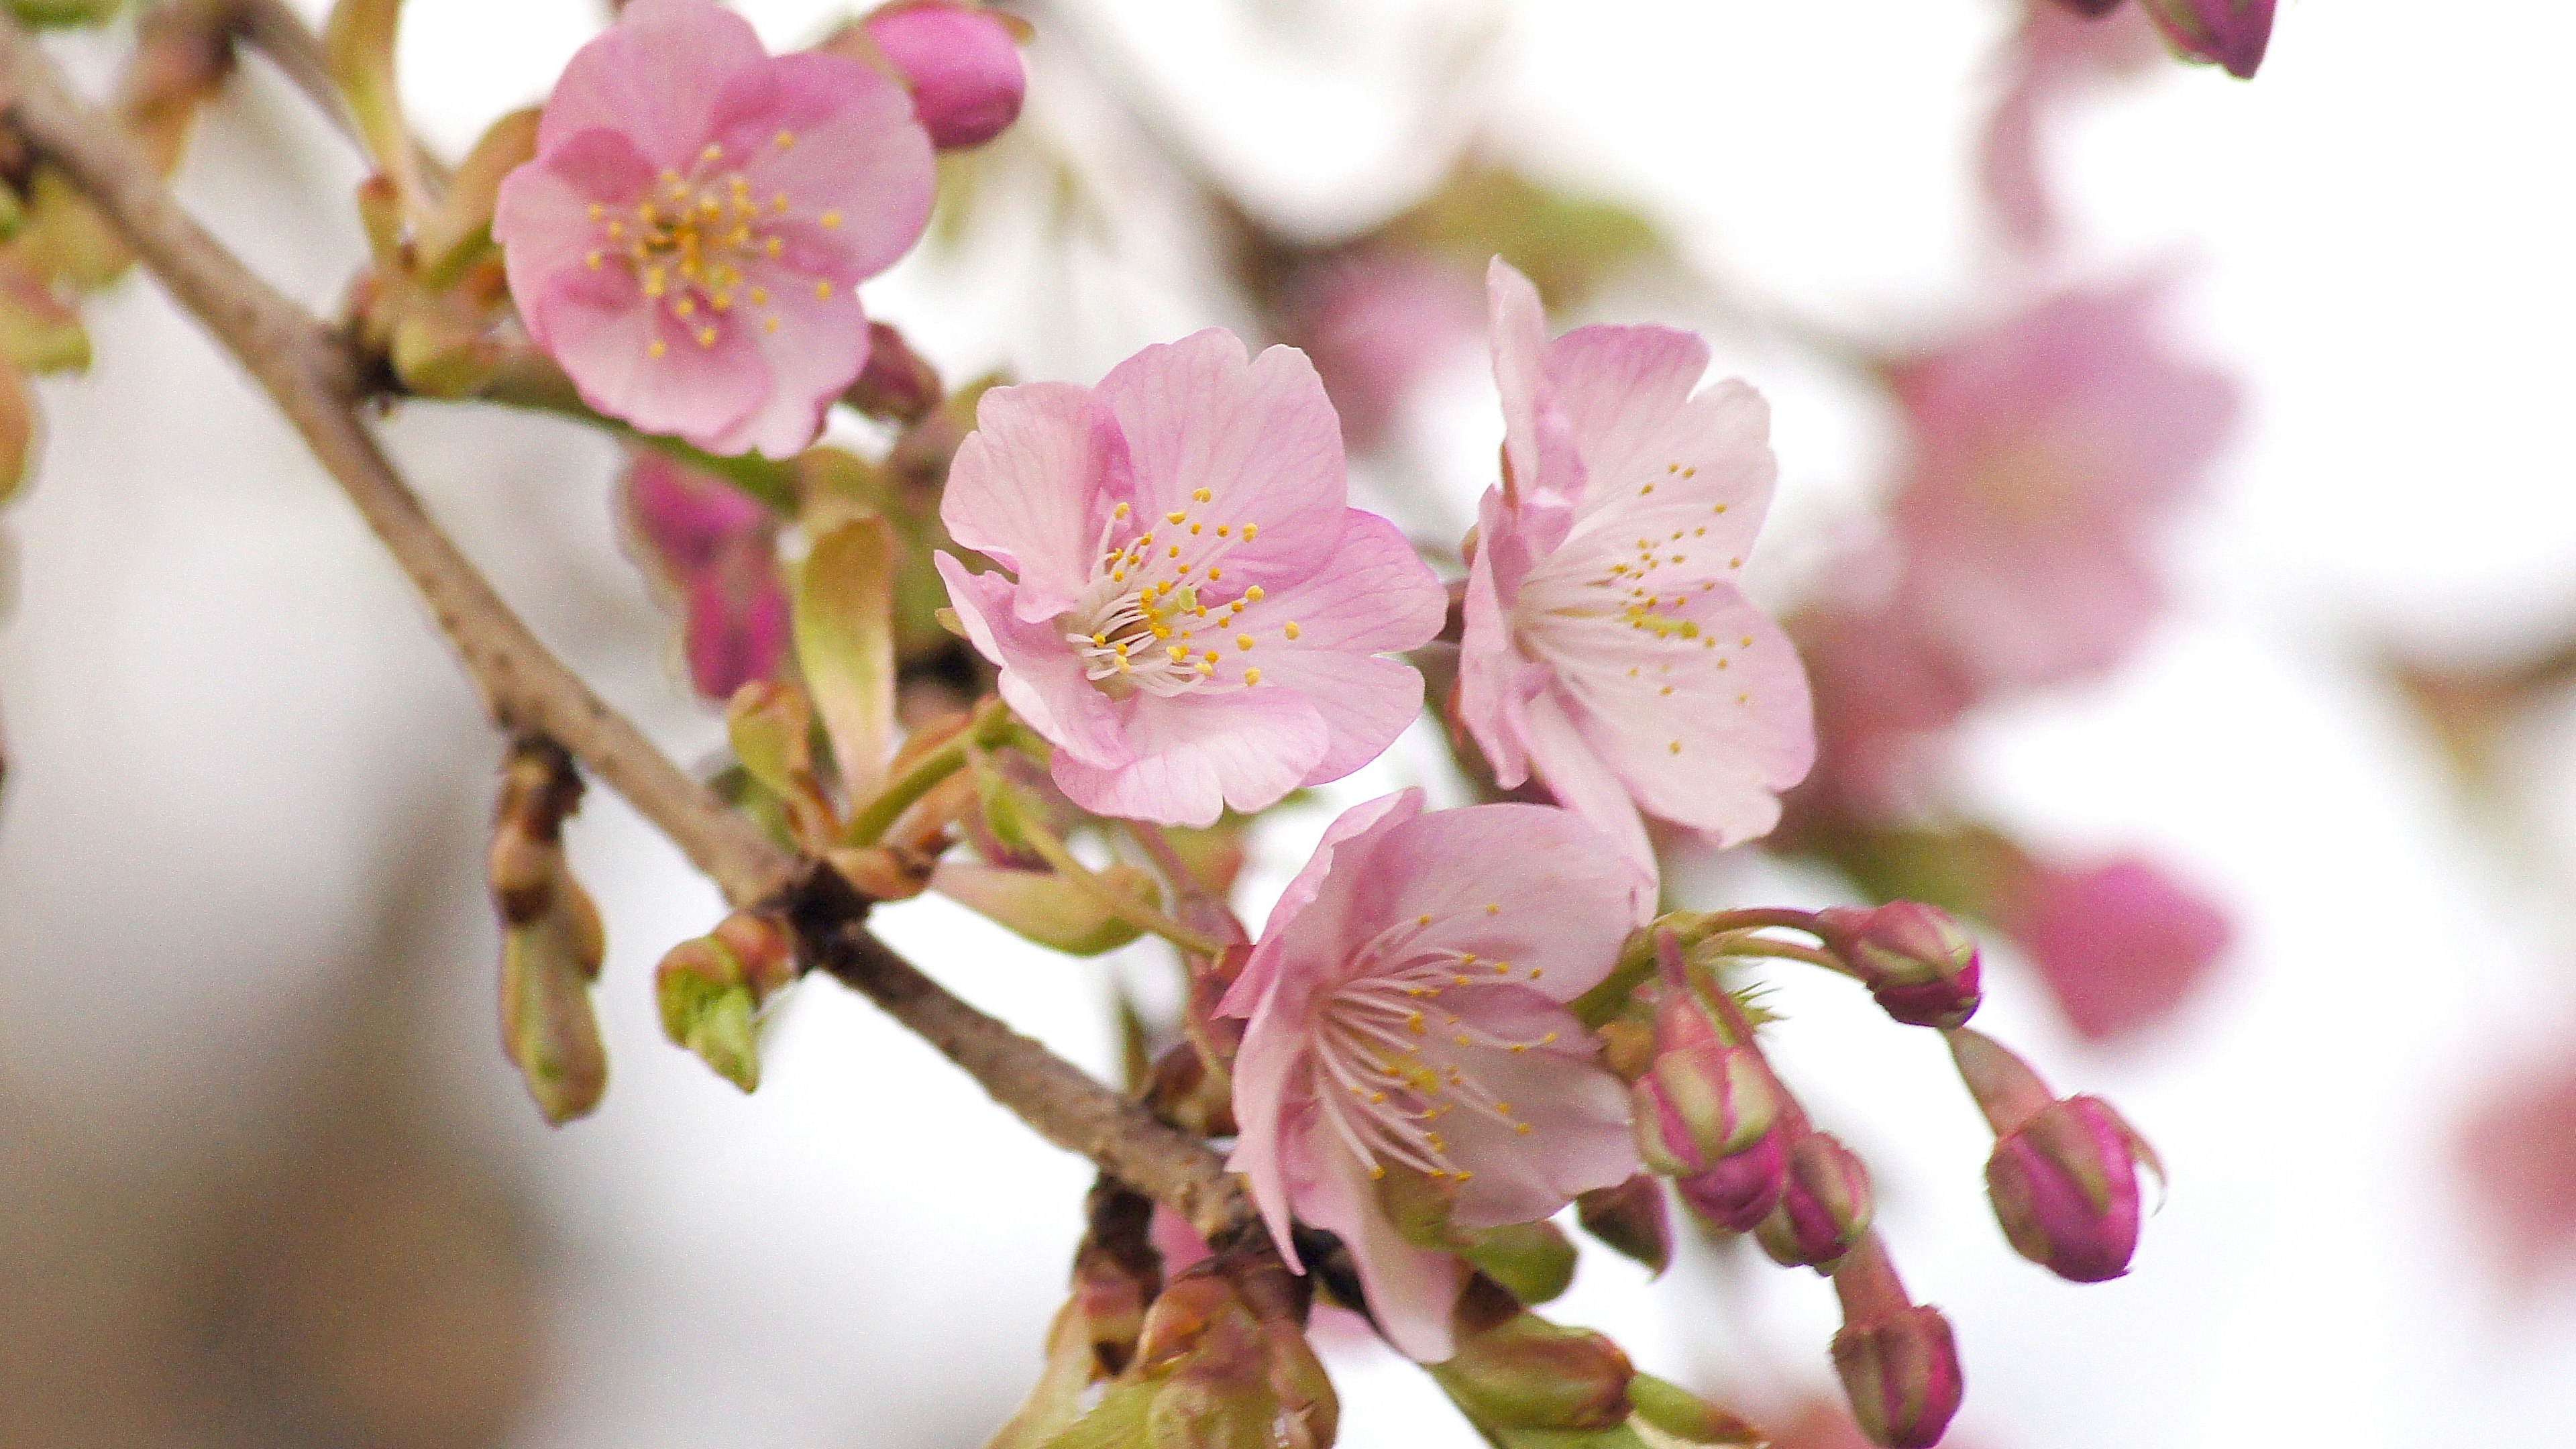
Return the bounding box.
[490,740,608,1124]
[654,911,798,1091]
[1815,902,1982,1029]
[1828,1236,1963,1449]
[0,264,89,378]
[0,360,36,504]
[1576,1175,1673,1276]
[1627,1373,1766,1448]
[1755,1130,1874,1271]
[2049,0,2128,15]
[2139,0,2272,78]
[1986,1093,2159,1282]
[1676,1122,1788,1233]
[1458,1220,1578,1306]
[930,859,1156,956]
[1125,1267,1338,1449]
[845,321,944,425]
[855,1,1028,150]
[1431,1284,1634,1432]
[9,0,121,32]
[2008,855,2229,1042]
[725,679,836,849]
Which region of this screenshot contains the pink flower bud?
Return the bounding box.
[844,320,945,425]
[1635,936,1780,1173]
[2138,0,2273,78]
[1987,1093,2158,1282]
[1830,1304,1964,1449]
[2049,0,2127,13]
[1676,1124,1789,1232]
[860,1,1028,150]
[1816,902,1983,1029]
[1756,1130,1875,1270]
[683,555,792,702]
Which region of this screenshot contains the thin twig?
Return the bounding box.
[0,13,1262,1246]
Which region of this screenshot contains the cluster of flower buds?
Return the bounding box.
[2050,0,2274,77]
[487,738,608,1124]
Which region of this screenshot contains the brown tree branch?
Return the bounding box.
[0,15,1260,1248]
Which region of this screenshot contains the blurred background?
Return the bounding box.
[7,1,2576,1446]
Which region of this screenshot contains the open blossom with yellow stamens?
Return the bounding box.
[1457,258,1815,908]
[1221,790,1639,1362]
[492,0,934,458]
[935,329,1446,826]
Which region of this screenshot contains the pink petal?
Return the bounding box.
[934,554,1130,766]
[1458,488,1540,788]
[1519,688,1657,910]
[1539,581,1815,846]
[494,129,658,350]
[941,382,1134,616]
[1543,322,1709,500]
[537,0,767,165]
[1222,508,1443,783]
[1293,1122,1467,1362]
[1224,967,1311,1267]
[719,52,936,280]
[1487,258,1582,513]
[1048,687,1330,827]
[1219,788,1426,1020]
[1556,376,1774,570]
[1095,329,1350,592]
[533,260,770,451]
[1432,988,1638,1228]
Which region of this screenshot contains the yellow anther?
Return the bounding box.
[1241,523,1258,540]
[1114,502,1132,517]
[1283,622,1301,640]
[697,327,718,347]
[1244,667,1261,685]
[766,237,784,256]
[1418,915,1432,926]
[1191,488,1212,502]
[1190,523,1203,535]
[643,268,667,298]
[1368,1164,1387,1179]
[647,339,667,358]
[1485,903,1500,915]
[775,130,796,149]
[1236,635,1254,651]
[585,250,603,270]
[1165,510,1187,524]
[820,210,842,228]
[1246,585,1265,602]
[815,280,833,299]
[764,317,781,333]
[1216,525,1230,537]
[674,297,696,317]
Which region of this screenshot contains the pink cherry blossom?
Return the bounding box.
[1220,790,1640,1361]
[1886,278,2238,692]
[619,449,788,700]
[935,329,1446,827]
[1456,258,1815,898]
[2460,1046,2576,1281]
[1281,251,1484,451]
[2006,856,2230,1042]
[1981,4,2169,251]
[493,0,936,458]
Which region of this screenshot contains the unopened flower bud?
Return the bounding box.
[1576,1175,1673,1277]
[856,1,1028,150]
[1130,1267,1337,1449]
[2139,0,2273,78]
[1431,1285,1634,1432]
[1458,1220,1577,1307]
[931,859,1157,956]
[2048,0,2127,15]
[655,910,798,1091]
[1987,1093,2159,1282]
[1816,902,1982,1029]
[1755,1130,1874,1271]
[1676,1123,1788,1233]
[845,321,943,425]
[1831,1303,1963,1449]
[1634,929,1778,1173]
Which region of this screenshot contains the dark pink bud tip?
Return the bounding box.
[1831,1304,1964,1449]
[1986,1093,2159,1282]
[1818,903,1983,1030]
[2050,0,2129,15]
[862,1,1028,150]
[2139,0,2274,78]
[1676,1126,1788,1234]
[1755,1132,1875,1271]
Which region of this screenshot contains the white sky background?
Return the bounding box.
[5,1,2576,1446]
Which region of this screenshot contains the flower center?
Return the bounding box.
[580,131,845,360]
[1057,493,1292,698]
[1307,910,1559,1183]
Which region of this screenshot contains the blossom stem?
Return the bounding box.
[1701,932,1855,977]
[843,698,1011,849]
[969,750,1230,959]
[467,348,801,513]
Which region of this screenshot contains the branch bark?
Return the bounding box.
[0,15,1260,1248]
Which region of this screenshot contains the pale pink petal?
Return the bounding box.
[1095,331,1349,592]
[493,131,657,337]
[1219,510,1442,783]
[537,0,766,164]
[1294,1122,1466,1362]
[1457,488,1538,788]
[1048,687,1330,827]
[1543,322,1707,500]
[1226,971,1313,1267]
[942,382,1136,618]
[1488,258,1582,513]
[534,261,769,449]
[1219,789,1426,1020]
[935,554,1130,766]
[719,52,937,279]
[1432,988,1637,1228]
[1519,689,1657,912]
[1556,377,1774,570]
[1542,582,1815,845]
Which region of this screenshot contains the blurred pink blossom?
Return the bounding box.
[936,329,1445,826]
[1220,790,1638,1360]
[1886,279,2238,692]
[494,0,936,457]
[2460,1049,2576,1280]
[1982,3,2167,250]
[619,450,789,700]
[2006,857,2230,1041]
[2139,0,2275,78]
[1282,252,1484,450]
[1457,259,1813,902]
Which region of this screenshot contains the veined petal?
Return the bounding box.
[1295,1122,1465,1362]
[718,52,935,279]
[935,553,1129,766]
[1488,258,1583,517]
[537,0,765,164]
[1049,686,1330,827]
[1554,376,1774,572]
[1095,330,1349,593]
[942,382,1132,613]
[1519,690,1657,910]
[1219,788,1425,1020]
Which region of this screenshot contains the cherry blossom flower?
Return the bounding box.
[935,329,1446,827]
[619,449,788,699]
[1456,258,1814,898]
[2461,1046,2576,1281]
[1221,790,1639,1361]
[493,0,936,458]
[1886,278,2237,692]
[1281,252,1484,451]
